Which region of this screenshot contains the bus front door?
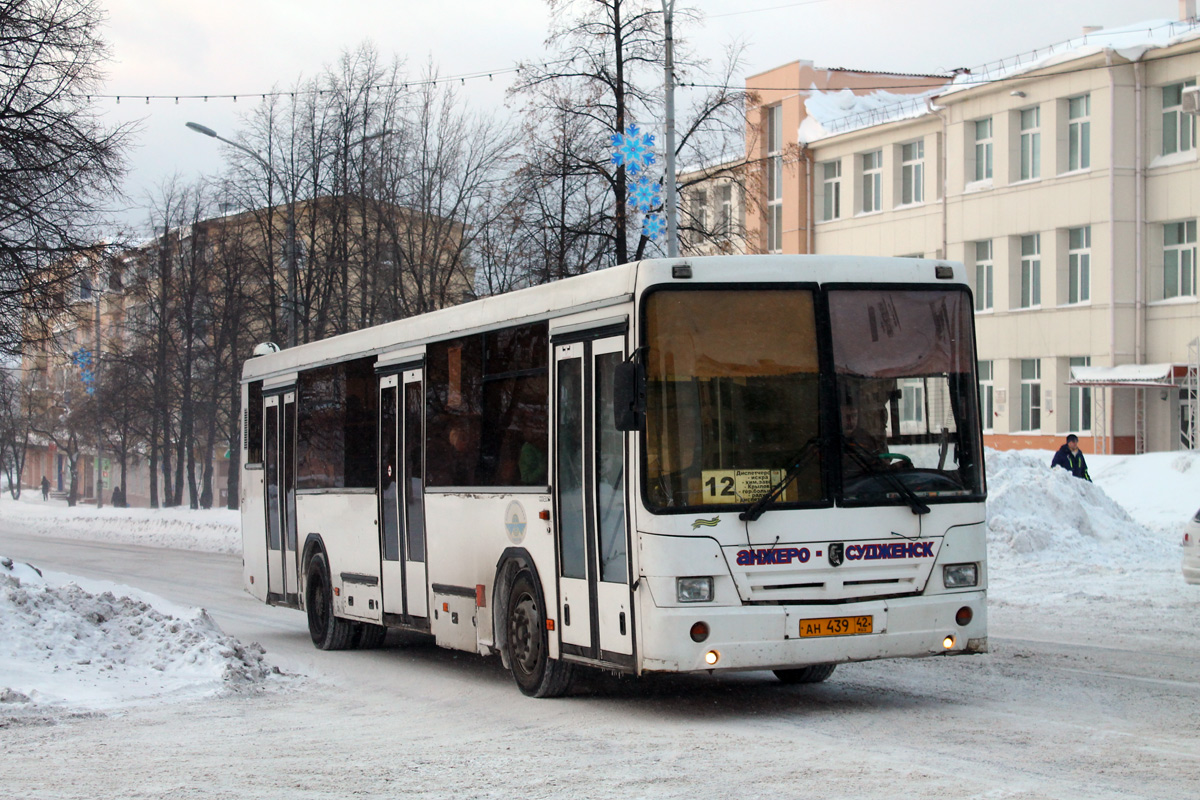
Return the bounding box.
[554,335,634,666]
[378,368,428,621]
[264,391,298,605]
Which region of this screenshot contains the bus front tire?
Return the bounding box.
[305,552,356,651]
[773,663,837,684]
[505,571,573,698]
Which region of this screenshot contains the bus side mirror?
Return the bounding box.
[613,360,645,432]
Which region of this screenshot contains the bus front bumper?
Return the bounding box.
[638,591,987,674]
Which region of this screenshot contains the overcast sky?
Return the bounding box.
[99,0,1181,230]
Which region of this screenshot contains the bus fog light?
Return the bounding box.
[943,563,978,588]
[955,606,973,626]
[943,635,956,649]
[690,621,710,642]
[704,650,720,665]
[676,576,713,603]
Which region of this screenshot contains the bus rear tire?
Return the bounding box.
[306,552,356,651]
[773,663,837,684]
[505,571,573,698]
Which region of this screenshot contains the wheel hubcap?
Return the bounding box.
[509,592,539,675]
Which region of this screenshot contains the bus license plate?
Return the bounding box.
[798,615,873,637]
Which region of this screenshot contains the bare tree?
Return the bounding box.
[0,365,35,498]
[0,0,131,356]
[511,0,748,270]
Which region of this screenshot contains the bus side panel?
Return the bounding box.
[424,492,555,656]
[296,492,382,623]
[241,465,268,602]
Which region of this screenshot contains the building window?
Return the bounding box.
[1163,81,1197,156]
[821,160,841,221]
[901,140,924,205]
[1069,356,1091,433]
[766,105,783,253]
[978,360,994,433]
[1020,234,1041,308]
[899,377,924,427]
[974,240,993,311]
[974,118,993,181]
[1068,94,1090,171]
[1164,220,1197,299]
[717,184,733,238]
[861,150,882,213]
[1020,358,1041,432]
[1019,106,1040,181]
[691,188,708,245]
[1068,226,1090,304]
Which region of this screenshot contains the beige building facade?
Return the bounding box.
[747,18,1200,454]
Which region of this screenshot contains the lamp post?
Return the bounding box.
[662,0,678,257]
[92,278,103,508]
[186,121,299,348]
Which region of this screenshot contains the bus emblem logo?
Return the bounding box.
[828,543,844,567]
[505,500,527,544]
[691,517,720,530]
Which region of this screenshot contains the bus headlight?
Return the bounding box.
[943,563,978,588]
[676,576,714,603]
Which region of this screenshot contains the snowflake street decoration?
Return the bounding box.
[71,348,97,396]
[610,124,656,175]
[627,175,662,214]
[642,213,666,241]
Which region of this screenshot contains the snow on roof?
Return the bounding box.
[799,86,941,144]
[1070,363,1180,387]
[798,18,1200,144]
[941,18,1200,98]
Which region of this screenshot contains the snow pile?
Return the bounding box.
[0,492,239,553]
[0,556,275,717]
[985,449,1160,563]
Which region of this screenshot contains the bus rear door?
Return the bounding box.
[263,390,298,605]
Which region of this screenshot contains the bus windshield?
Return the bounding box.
[829,287,984,504]
[644,289,824,510]
[642,286,984,513]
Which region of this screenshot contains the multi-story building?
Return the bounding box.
[743,12,1200,454]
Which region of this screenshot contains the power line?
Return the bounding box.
[707,0,835,19]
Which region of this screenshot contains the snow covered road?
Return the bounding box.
[2,524,1198,800]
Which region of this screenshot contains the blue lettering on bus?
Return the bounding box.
[735,547,811,566]
[845,541,934,561]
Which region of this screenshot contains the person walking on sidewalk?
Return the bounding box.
[1050,434,1091,481]
[40,475,50,500]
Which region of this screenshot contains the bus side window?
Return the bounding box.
[246,381,264,465]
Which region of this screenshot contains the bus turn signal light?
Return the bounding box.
[955,606,973,626]
[690,621,709,642]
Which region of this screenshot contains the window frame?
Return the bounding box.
[821,159,842,221]
[1163,220,1198,299]
[1067,94,1091,172]
[1020,358,1042,432]
[1019,106,1041,181]
[861,150,882,213]
[973,118,994,182]
[974,240,993,312]
[1068,226,1091,304]
[901,140,924,205]
[1020,233,1041,309]
[766,105,783,253]
[977,360,994,433]
[1163,81,1197,157]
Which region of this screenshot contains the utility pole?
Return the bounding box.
[662,0,678,257]
[92,279,103,508]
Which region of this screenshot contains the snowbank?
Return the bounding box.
[0,491,239,553]
[0,556,276,719]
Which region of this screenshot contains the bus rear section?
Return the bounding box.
[238,256,987,696]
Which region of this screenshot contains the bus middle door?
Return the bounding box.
[263,391,298,605]
[554,334,633,667]
[378,367,429,622]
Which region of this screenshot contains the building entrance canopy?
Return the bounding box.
[1068,364,1181,389]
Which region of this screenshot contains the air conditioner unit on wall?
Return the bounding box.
[1182,84,1200,114]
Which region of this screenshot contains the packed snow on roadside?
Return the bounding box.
[0,555,277,721]
[0,448,1197,720]
[0,491,238,553]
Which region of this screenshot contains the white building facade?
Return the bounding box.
[799,19,1200,454]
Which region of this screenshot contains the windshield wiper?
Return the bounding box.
[740,438,820,522]
[844,446,930,515]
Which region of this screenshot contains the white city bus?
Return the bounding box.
[239,255,987,697]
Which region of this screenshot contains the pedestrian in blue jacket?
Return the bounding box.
[1050,434,1091,481]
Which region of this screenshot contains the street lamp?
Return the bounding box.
[186,121,299,348]
[662,0,678,258]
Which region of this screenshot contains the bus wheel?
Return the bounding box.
[355,622,388,649]
[505,571,573,698]
[305,552,356,651]
[773,664,837,684]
